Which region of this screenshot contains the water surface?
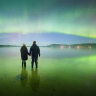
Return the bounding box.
[0,47,96,96]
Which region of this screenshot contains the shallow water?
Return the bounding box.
[0,47,96,96]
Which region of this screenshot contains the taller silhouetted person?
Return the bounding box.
[20,43,29,68]
[30,41,40,68]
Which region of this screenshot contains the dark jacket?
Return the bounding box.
[30,44,40,57]
[20,46,28,60]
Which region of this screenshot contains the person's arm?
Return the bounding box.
[29,47,32,55]
[20,47,22,53]
[20,48,21,53]
[38,47,40,57]
[20,47,22,59]
[26,48,29,55]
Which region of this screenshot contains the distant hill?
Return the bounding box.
[46,43,96,48]
[0,45,21,47]
[0,43,96,48]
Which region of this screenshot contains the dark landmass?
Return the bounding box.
[45,43,96,48]
[0,43,96,48]
[0,45,21,47]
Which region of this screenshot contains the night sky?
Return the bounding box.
[0,0,96,45]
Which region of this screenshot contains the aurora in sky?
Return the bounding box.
[0,0,96,45]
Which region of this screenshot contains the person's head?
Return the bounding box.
[33,41,36,44]
[23,43,26,47]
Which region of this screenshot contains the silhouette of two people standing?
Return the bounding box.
[20,41,40,91]
[20,41,40,68]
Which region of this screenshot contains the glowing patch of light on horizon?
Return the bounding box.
[88,46,92,49]
[68,46,71,48]
[60,46,65,49]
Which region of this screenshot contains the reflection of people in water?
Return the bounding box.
[20,43,29,68]
[20,67,28,87]
[29,68,40,92]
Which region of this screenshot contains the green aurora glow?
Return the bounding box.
[0,0,96,38]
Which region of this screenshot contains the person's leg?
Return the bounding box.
[22,60,25,68]
[22,61,23,68]
[35,57,38,68]
[32,57,35,68]
[24,60,26,68]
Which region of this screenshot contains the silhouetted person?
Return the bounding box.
[29,68,40,92]
[20,43,29,68]
[20,67,28,87]
[29,41,40,68]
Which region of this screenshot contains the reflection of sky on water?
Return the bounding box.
[0,47,96,96]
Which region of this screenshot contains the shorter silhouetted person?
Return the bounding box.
[20,43,29,68]
[29,41,40,68]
